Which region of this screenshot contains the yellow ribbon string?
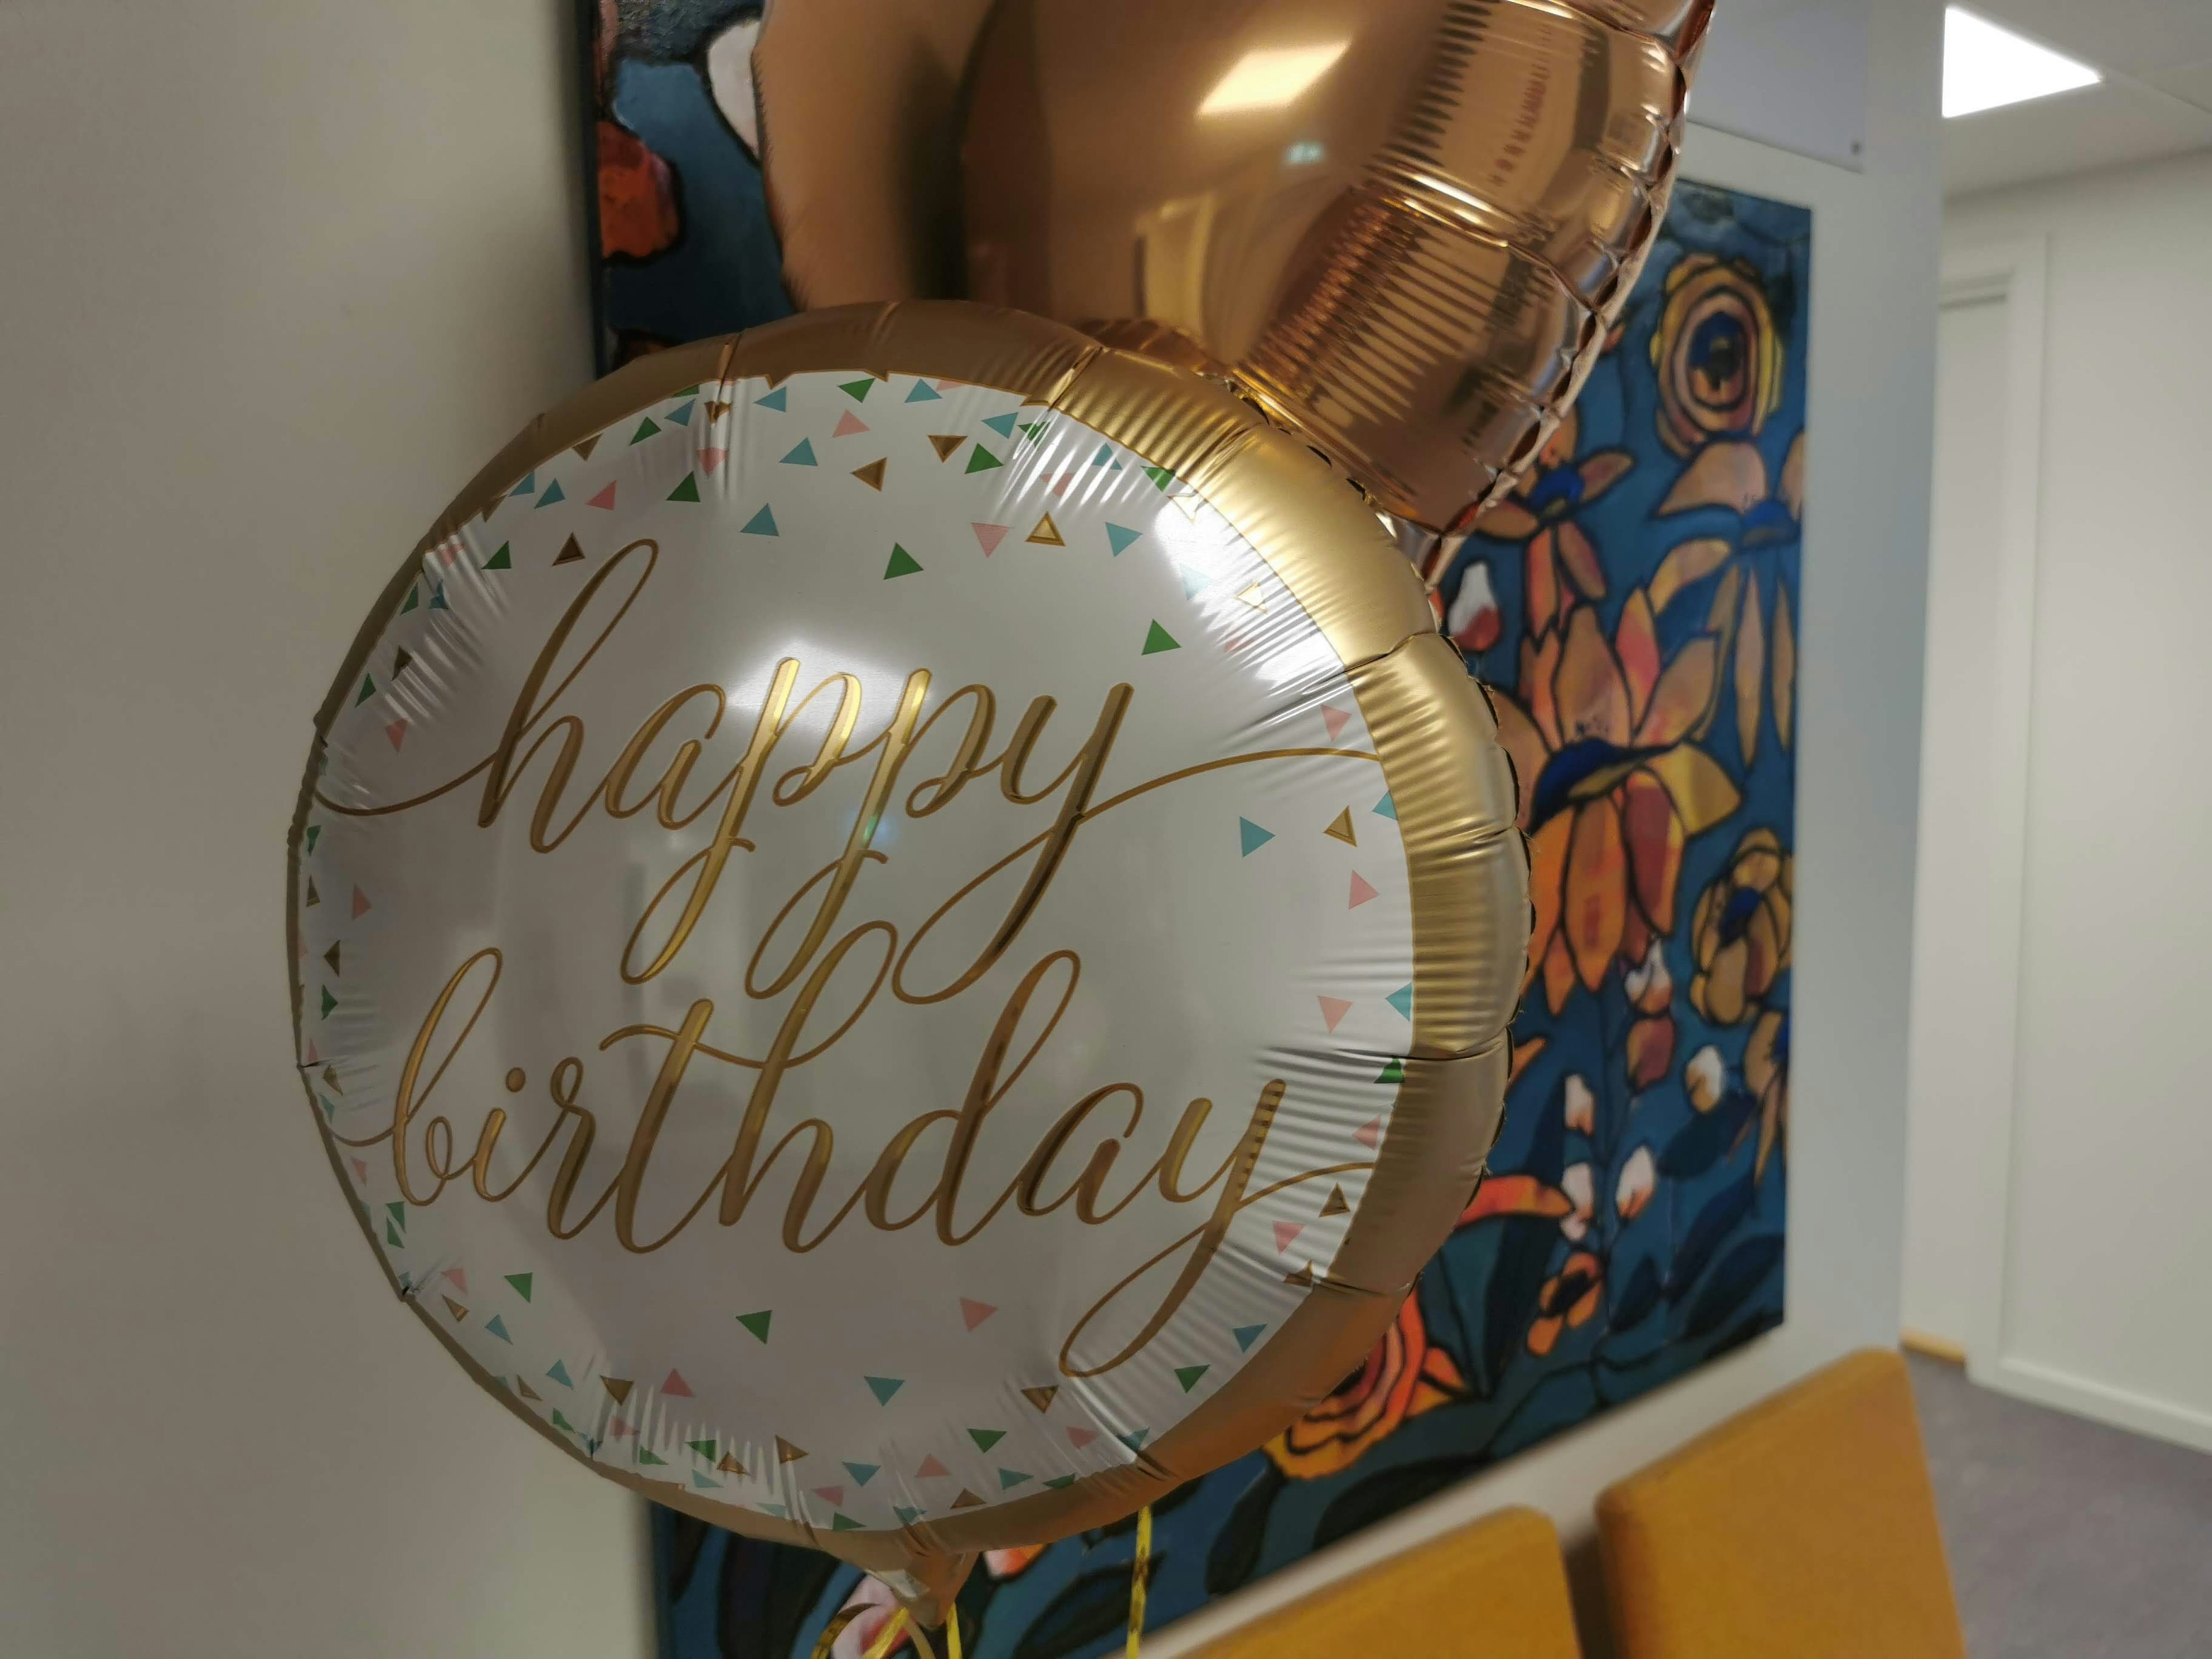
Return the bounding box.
[863,1608,911,1659]
[1126,1505,1153,1658]
[946,1606,963,1659]
[810,1601,938,1659]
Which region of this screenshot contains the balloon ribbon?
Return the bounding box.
[1127,1504,1153,1657]
[810,1603,938,1659]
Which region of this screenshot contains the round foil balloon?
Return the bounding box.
[288,303,1524,1596]
[963,0,1714,532]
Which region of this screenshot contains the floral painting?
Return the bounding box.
[641,175,1808,1659]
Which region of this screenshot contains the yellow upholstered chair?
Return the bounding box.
[1188,1505,1582,1658]
[1596,1348,1965,1658]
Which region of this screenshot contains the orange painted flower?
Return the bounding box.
[1688,828,1793,1025]
[1746,1007,1790,1182]
[1266,1295,1463,1479]
[597,120,680,261]
[1495,605,1742,1010]
[1466,406,1635,638]
[1649,255,1785,456]
[1528,1252,1604,1355]
[985,1544,1047,1581]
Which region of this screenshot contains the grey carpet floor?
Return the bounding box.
[1908,1354,2212,1657]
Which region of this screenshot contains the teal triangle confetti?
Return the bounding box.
[1233,1323,1267,1351]
[740,503,779,536]
[667,472,700,502]
[505,1272,533,1301]
[1090,444,1114,467]
[536,479,565,507]
[1178,563,1215,599]
[631,417,660,443]
[1387,983,1415,1020]
[865,1376,904,1404]
[665,400,695,426]
[755,387,787,411]
[1105,523,1143,556]
[760,1502,788,1518]
[839,378,875,402]
[998,1469,1032,1490]
[968,1427,1005,1453]
[905,380,942,403]
[965,444,1003,474]
[691,1472,721,1490]
[1238,817,1274,857]
[304,825,320,854]
[894,1505,923,1524]
[428,583,448,610]
[547,1360,573,1387]
[1175,1364,1209,1393]
[319,1094,338,1119]
[1118,1429,1150,1452]
[1377,1057,1405,1084]
[1141,620,1180,656]
[981,411,1019,439]
[844,1461,880,1486]
[781,438,817,466]
[484,1314,512,1343]
[1374,792,1398,820]
[511,471,536,497]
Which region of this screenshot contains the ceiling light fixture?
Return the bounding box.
[1944,7,2100,119]
[1199,43,1350,116]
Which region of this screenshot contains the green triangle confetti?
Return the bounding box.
[830,1512,863,1531]
[1374,792,1398,820]
[1017,421,1048,444]
[674,384,699,395]
[319,1093,338,1119]
[1233,1323,1267,1351]
[319,986,336,1018]
[536,480,565,507]
[1141,621,1180,656]
[667,472,700,502]
[981,412,1019,438]
[839,378,875,403]
[906,380,942,403]
[355,674,376,705]
[999,1468,1032,1489]
[844,1461,880,1486]
[1143,466,1177,492]
[505,1272,533,1301]
[1376,1057,1405,1084]
[483,542,511,570]
[304,824,320,853]
[385,1220,402,1247]
[688,1440,719,1460]
[894,1504,923,1524]
[400,586,419,613]
[638,1448,666,1466]
[385,1200,405,1228]
[741,504,779,536]
[551,1410,577,1433]
[1045,1475,1076,1490]
[1387,983,1415,1019]
[965,444,1003,474]
[781,438,817,466]
[755,387,787,411]
[884,544,922,579]
[865,1376,904,1404]
[736,1309,773,1342]
[1238,817,1274,857]
[484,1314,512,1343]
[631,417,660,443]
[1175,1364,1210,1393]
[1105,523,1143,556]
[547,1360,573,1387]
[967,1427,1005,1453]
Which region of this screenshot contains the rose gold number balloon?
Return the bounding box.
[961,0,1713,531]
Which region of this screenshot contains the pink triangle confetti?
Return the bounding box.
[1320,705,1353,741]
[917,1454,950,1478]
[1348,872,1379,908]
[1317,995,1353,1032]
[1273,1221,1306,1253]
[385,718,408,751]
[959,1298,997,1331]
[609,1418,637,1438]
[934,380,959,393]
[350,885,372,919]
[441,1267,468,1293]
[832,410,870,438]
[585,480,618,510]
[304,1040,319,1065]
[1066,1426,1099,1449]
[1051,471,1078,497]
[813,1484,845,1505]
[349,1157,368,1183]
[699,447,726,475]
[1355,1118,1384,1150]
[662,1369,694,1397]
[971,522,1010,556]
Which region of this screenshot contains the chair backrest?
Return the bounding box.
[1189,1505,1582,1658]
[1597,1347,1965,1658]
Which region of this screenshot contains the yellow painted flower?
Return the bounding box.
[1688,829,1794,1025]
[1649,254,1785,456]
[1494,604,1741,1011]
[1528,1252,1604,1356]
[1468,405,1636,637]
[1746,1007,1790,1182]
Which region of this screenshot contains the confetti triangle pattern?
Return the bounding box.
[959,1298,997,1331]
[553,534,585,566]
[929,433,965,461]
[781,438,817,466]
[971,521,1009,555]
[884,544,922,579]
[736,1309,772,1343]
[1320,1185,1351,1217]
[776,1436,808,1463]
[965,444,1003,474]
[906,380,943,403]
[1141,621,1180,656]
[1021,1385,1059,1414]
[1025,512,1064,546]
[833,409,870,438]
[1105,522,1142,556]
[740,504,778,536]
[1324,807,1357,846]
[851,457,888,490]
[865,1375,905,1404]
[1238,817,1274,857]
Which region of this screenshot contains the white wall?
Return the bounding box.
[0,4,653,1656]
[1917,152,2212,1449]
[0,0,1942,1654]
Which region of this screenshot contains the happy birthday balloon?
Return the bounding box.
[289,302,1525,1608]
[961,0,1714,532]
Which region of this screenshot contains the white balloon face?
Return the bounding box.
[297,368,1420,1533]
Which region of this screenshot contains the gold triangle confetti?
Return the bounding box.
[321,1065,342,1093]
[305,878,320,907]
[443,1297,468,1321]
[717,1452,748,1475]
[1284,1262,1315,1287]
[554,534,585,566]
[776,1435,808,1463]
[1171,492,1206,521]
[517,1378,541,1400]
[851,458,888,491]
[706,401,732,422]
[1235,582,1268,611]
[1323,808,1357,846]
[929,433,965,461]
[1026,513,1065,546]
[393,646,412,675]
[573,435,601,461]
[1320,1185,1351,1217]
[323,942,342,974]
[1022,1386,1060,1414]
[602,1377,634,1404]
[952,1488,985,1509]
